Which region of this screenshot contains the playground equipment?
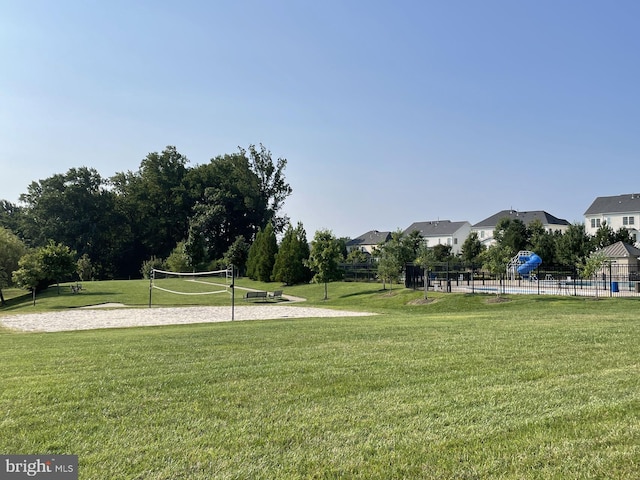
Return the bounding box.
[507,250,542,280]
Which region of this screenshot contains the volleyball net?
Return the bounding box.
[149,267,234,307]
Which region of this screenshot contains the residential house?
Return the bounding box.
[472,210,571,247]
[403,220,471,255]
[345,230,391,255]
[584,193,640,245]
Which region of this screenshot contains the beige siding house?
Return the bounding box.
[346,230,391,255]
[403,220,471,255]
[471,210,570,247]
[584,193,640,246]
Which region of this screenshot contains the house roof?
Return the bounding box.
[346,230,391,246]
[472,210,570,228]
[584,193,640,215]
[600,241,640,259]
[403,220,469,237]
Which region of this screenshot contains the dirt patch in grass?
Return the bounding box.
[379,290,400,297]
[485,296,512,304]
[407,298,438,305]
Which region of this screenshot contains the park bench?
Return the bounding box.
[269,290,283,300]
[244,290,268,301]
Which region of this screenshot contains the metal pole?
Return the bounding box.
[231,265,235,321]
[148,269,154,308]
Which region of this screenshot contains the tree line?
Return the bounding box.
[1,142,633,304]
[0,145,297,294]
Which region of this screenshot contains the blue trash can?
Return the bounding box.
[612,281,619,293]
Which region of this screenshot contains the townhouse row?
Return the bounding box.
[347,193,640,256]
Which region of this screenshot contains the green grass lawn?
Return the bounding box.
[1,281,639,478]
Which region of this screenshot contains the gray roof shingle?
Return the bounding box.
[346,230,391,247]
[403,220,468,237]
[584,193,640,215]
[472,210,570,228]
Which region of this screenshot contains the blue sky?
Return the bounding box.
[2,1,640,239]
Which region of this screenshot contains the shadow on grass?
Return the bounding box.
[0,292,33,309]
[339,288,390,299]
[1,290,123,312]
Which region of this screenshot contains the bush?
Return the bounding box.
[141,256,166,279]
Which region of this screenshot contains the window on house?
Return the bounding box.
[454,238,458,245]
[591,219,596,228]
[447,238,451,245]
[629,217,635,225]
[623,216,629,225]
[480,231,485,238]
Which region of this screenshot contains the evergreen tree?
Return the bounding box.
[246,223,278,282]
[223,236,250,277]
[593,222,616,249]
[460,232,485,264]
[273,223,311,285]
[246,228,262,280]
[165,241,191,272]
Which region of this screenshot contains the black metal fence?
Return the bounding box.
[405,262,640,298]
[341,261,640,298]
[340,262,379,282]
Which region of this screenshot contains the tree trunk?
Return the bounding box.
[323,282,328,300]
[423,270,428,300]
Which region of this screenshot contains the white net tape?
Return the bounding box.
[151,268,233,296]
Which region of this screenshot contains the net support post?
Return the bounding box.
[148,269,154,308]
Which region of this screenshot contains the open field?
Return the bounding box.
[1,281,640,478]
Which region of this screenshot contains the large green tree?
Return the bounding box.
[556,223,592,267]
[592,222,616,250]
[18,167,126,279]
[243,144,292,233]
[0,200,25,236]
[111,146,192,272]
[460,232,485,265]
[494,218,529,253]
[186,145,292,265]
[527,219,559,265]
[186,153,266,264]
[12,241,76,294]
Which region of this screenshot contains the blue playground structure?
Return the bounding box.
[507,250,542,280]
